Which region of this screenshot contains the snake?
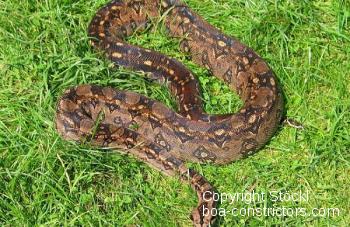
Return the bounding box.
[55,0,284,226]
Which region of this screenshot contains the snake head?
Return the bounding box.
[191,201,217,227]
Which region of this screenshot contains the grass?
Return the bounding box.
[0,0,349,226]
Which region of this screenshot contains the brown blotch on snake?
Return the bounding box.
[55,0,284,226]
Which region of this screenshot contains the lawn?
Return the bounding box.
[0,0,349,226]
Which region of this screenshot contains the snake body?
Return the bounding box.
[55,0,284,226]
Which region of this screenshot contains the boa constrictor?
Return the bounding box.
[55,0,284,226]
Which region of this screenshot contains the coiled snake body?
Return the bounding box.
[55,0,284,226]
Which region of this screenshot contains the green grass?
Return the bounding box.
[1,0,349,226]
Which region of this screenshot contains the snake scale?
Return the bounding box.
[55,0,284,226]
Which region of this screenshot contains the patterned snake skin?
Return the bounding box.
[55,0,284,226]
